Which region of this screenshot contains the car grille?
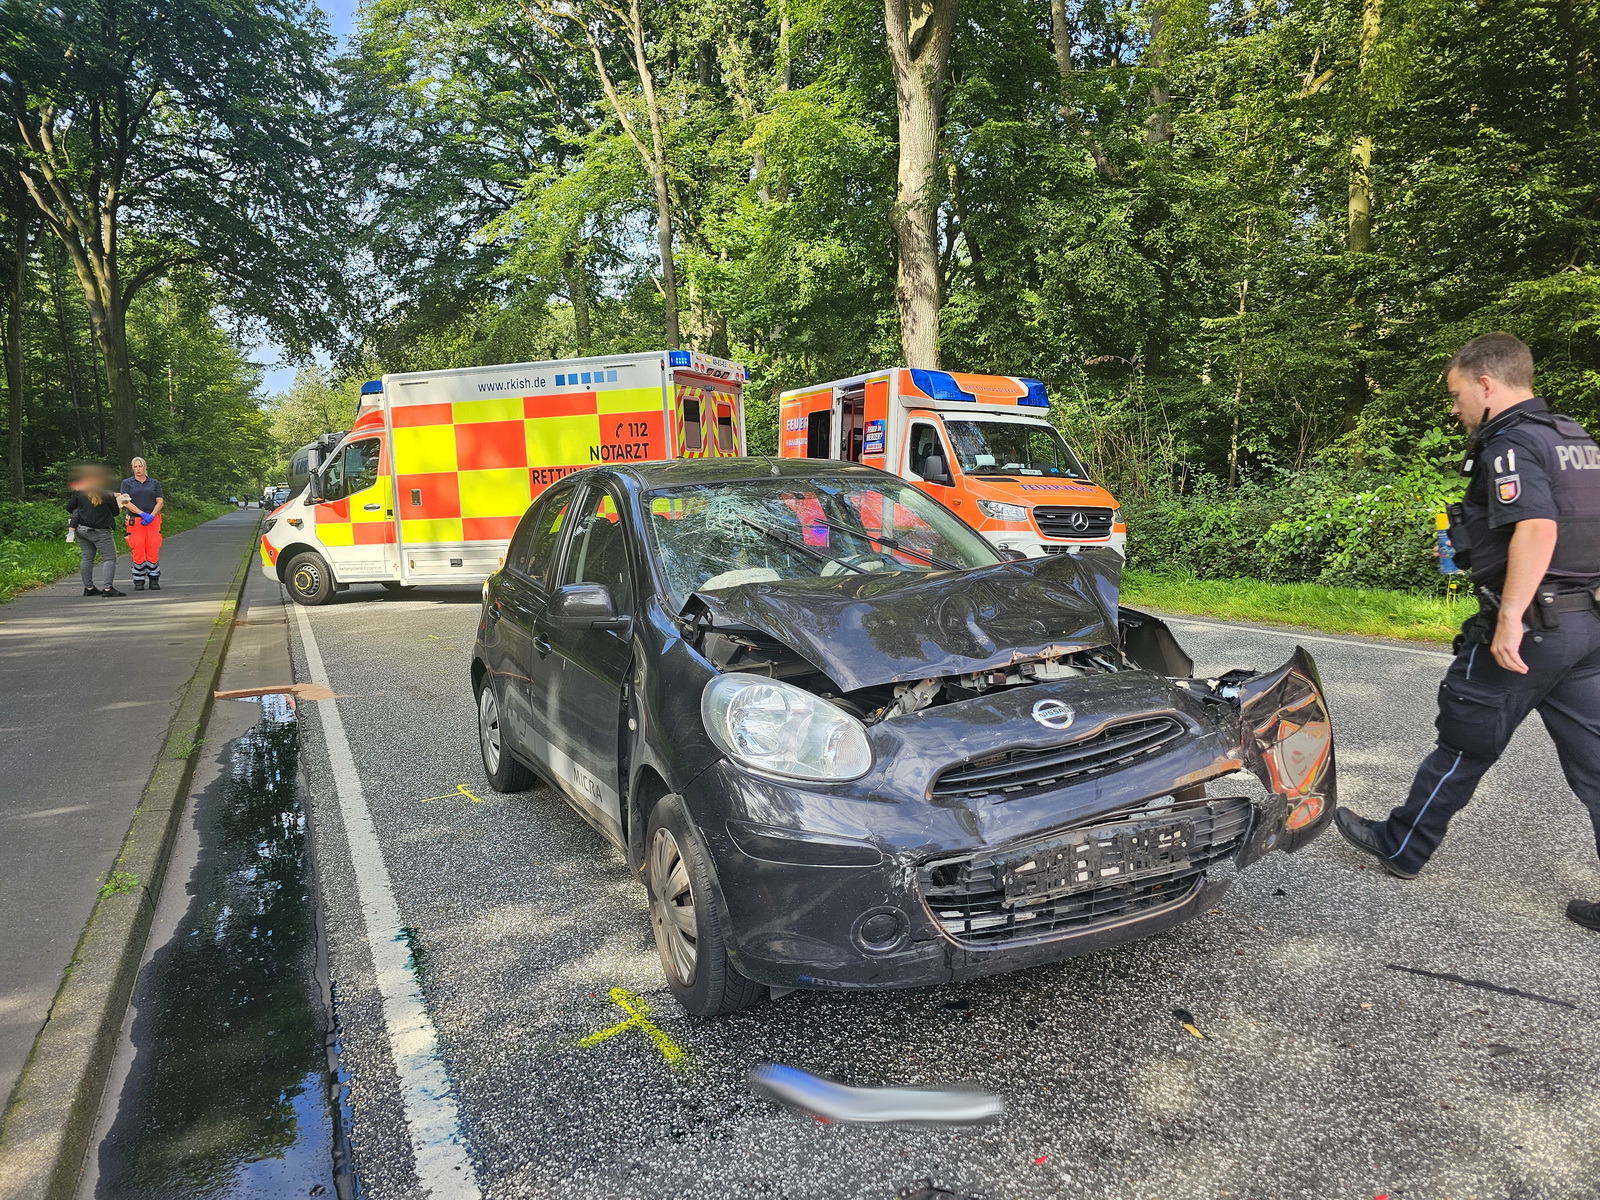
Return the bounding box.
[931,716,1185,800]
[919,795,1254,945]
[1033,505,1115,540]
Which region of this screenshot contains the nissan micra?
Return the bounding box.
[472,459,1335,1015]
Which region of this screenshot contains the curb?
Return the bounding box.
[0,522,259,1200]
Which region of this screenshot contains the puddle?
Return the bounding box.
[92,695,351,1199]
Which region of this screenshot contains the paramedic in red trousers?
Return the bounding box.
[120,456,164,590]
[1335,333,1600,932]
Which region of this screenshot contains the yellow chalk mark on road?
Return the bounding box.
[578,987,686,1066]
[420,783,486,804]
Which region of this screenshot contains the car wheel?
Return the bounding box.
[477,678,534,792]
[285,551,335,606]
[645,795,765,1017]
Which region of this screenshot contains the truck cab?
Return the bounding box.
[778,368,1125,558]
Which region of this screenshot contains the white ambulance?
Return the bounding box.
[261,351,747,604]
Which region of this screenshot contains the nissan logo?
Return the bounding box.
[1032,698,1076,729]
[1066,511,1090,531]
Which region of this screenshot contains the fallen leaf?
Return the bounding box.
[1033,1156,1048,1165]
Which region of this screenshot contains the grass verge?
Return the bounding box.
[0,500,234,603]
[1121,567,1474,645]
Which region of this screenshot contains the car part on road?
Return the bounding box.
[478,680,535,792]
[285,550,334,606]
[647,795,766,1016]
[748,1062,1003,1124]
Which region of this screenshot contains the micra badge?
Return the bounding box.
[1497,474,1520,503]
[1032,698,1076,729]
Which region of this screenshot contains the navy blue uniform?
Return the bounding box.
[1379,398,1600,873]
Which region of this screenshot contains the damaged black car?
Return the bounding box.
[472,459,1335,1016]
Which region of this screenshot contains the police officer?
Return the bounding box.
[1335,333,1600,932]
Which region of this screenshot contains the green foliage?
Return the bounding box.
[1125,431,1466,591]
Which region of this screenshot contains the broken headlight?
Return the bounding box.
[703,673,872,782]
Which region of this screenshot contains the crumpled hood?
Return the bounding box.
[690,548,1123,692]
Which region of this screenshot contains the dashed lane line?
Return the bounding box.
[294,604,482,1199]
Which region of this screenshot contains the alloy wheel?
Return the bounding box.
[478,685,502,774]
[647,826,698,986]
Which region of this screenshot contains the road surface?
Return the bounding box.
[290,586,1600,1200]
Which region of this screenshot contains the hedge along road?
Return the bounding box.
[288,585,1600,1200]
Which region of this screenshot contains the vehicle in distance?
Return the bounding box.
[779,368,1124,558]
[472,459,1335,1016]
[261,350,747,604]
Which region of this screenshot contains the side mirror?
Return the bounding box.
[921,454,953,487]
[998,548,1028,562]
[549,582,631,633]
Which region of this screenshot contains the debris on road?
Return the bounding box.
[1385,964,1578,1010]
[748,1063,1003,1125]
[214,682,336,701]
[1172,1007,1209,1039]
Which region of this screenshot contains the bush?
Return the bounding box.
[1124,432,1464,592]
[0,501,68,542]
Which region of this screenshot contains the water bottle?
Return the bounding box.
[1435,512,1461,574]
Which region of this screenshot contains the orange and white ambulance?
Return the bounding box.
[777,368,1124,557]
[261,350,746,604]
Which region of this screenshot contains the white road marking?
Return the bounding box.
[1161,614,1452,658]
[294,604,482,1199]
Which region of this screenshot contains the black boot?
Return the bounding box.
[148,579,161,591]
[133,579,146,591]
[1333,808,1419,879]
[1567,900,1600,932]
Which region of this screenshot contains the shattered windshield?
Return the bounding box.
[645,476,1002,610]
[944,420,1089,479]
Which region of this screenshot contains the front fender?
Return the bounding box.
[1237,647,1336,855]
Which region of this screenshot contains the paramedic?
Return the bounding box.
[1334,333,1600,933]
[120,456,165,591]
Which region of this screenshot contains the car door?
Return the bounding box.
[313,436,398,580]
[541,484,635,846]
[495,483,578,765]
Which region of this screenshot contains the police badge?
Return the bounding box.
[1496,473,1520,503]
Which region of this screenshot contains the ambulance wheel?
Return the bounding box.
[477,679,534,792]
[285,551,335,606]
[381,582,415,593]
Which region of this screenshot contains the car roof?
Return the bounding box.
[600,457,898,491]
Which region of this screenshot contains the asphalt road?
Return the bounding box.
[290,587,1600,1200]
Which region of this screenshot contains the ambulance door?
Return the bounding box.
[835,384,867,462]
[312,435,400,582]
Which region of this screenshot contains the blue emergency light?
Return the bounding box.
[1018,378,1049,407]
[908,369,974,402]
[669,350,692,367]
[360,380,383,395]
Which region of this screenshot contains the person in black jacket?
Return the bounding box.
[66,464,125,597]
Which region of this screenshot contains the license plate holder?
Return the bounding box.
[1001,818,1197,906]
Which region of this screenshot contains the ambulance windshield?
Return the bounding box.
[944,420,1088,479]
[645,476,1000,610]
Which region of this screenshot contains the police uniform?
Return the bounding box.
[1375,398,1600,874]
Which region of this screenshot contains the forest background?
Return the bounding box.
[1,0,1596,595]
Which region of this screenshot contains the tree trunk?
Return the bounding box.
[885,0,960,370]
[651,170,681,350]
[49,242,89,454]
[565,251,591,352]
[1143,0,1174,146]
[5,213,32,499]
[1049,0,1118,179]
[1347,0,1381,253]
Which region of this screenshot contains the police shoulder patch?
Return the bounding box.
[1496,473,1520,503]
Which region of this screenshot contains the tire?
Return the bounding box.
[645,795,765,1017]
[285,551,335,606]
[477,678,534,792]
[381,581,416,593]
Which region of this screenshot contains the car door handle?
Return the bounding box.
[533,630,552,656]
[486,600,504,623]
[363,502,382,511]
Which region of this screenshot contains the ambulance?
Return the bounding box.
[777,367,1124,557]
[261,350,747,604]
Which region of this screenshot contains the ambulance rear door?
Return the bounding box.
[669,357,746,458]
